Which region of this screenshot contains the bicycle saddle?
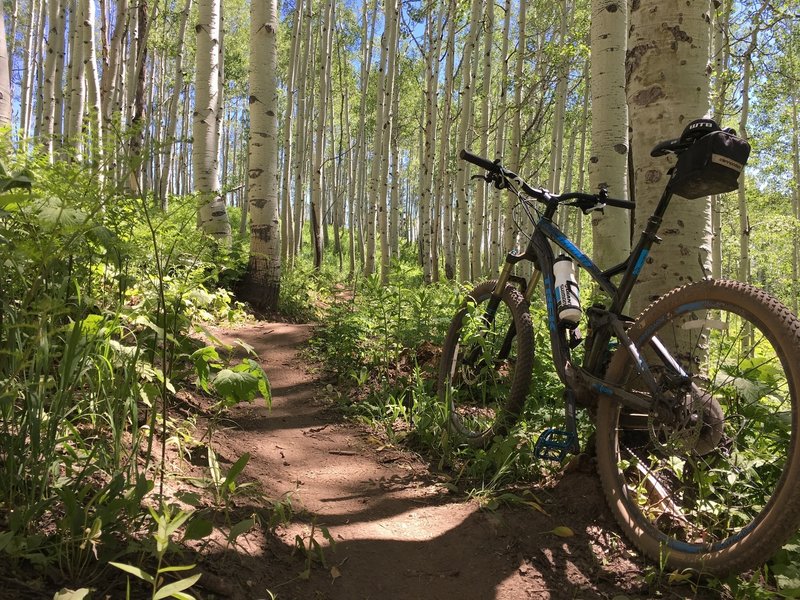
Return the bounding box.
[650,118,734,157]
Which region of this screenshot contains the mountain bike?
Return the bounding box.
[438,118,800,575]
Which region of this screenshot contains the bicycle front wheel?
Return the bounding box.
[438,280,533,447]
[595,279,800,575]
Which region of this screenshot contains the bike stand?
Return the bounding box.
[534,390,581,462]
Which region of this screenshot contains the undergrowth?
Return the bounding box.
[0,152,273,598]
[303,249,800,599]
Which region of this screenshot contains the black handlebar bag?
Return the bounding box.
[669,130,751,199]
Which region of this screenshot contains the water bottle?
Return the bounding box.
[553,255,582,326]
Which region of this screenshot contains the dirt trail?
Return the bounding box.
[202,322,708,600]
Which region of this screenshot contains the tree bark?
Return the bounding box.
[242,0,281,312]
[158,0,192,207]
[194,0,231,241]
[589,0,630,269]
[0,4,11,127]
[627,0,712,315]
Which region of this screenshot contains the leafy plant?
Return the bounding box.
[110,505,203,600]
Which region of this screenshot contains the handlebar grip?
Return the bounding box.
[604,197,636,210]
[459,149,497,172]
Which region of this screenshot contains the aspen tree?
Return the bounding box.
[158,0,193,207]
[627,0,711,314]
[437,0,457,280]
[19,0,41,139]
[589,0,630,267]
[292,0,313,261]
[194,0,232,241]
[710,0,732,279]
[379,0,400,283]
[490,0,512,268]
[737,26,758,288]
[0,4,10,127]
[310,0,333,269]
[506,0,526,255]
[66,0,86,159]
[352,0,378,272]
[365,0,391,276]
[471,0,493,279]
[243,0,281,311]
[280,3,301,263]
[83,0,103,174]
[42,0,63,159]
[419,5,441,283]
[548,0,569,194]
[455,0,483,282]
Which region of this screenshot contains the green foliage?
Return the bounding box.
[110,505,202,600]
[0,154,266,588]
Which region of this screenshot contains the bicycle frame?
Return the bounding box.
[489,181,690,420]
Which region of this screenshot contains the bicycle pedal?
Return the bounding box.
[534,428,578,462]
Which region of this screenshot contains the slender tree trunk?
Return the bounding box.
[0,4,11,127]
[243,0,280,311]
[471,0,493,279]
[310,0,333,269]
[438,0,457,281]
[378,0,400,283]
[83,0,103,174]
[419,6,440,283]
[589,0,630,268]
[158,0,192,207]
[792,83,799,315]
[506,0,526,255]
[710,0,731,279]
[280,3,301,264]
[737,28,757,287]
[42,0,63,159]
[455,0,482,282]
[491,0,512,268]
[548,0,569,194]
[194,0,231,241]
[365,0,391,276]
[292,0,312,261]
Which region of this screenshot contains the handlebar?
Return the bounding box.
[459,149,635,212]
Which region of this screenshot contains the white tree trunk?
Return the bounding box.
[470,0,493,279]
[0,4,11,127]
[244,0,280,311]
[82,0,103,172]
[194,0,231,241]
[158,0,192,206]
[311,0,333,269]
[42,0,64,158]
[455,0,482,282]
[628,0,712,315]
[589,0,630,268]
[438,0,457,280]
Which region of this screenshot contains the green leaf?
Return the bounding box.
[223,453,250,491]
[208,447,222,488]
[109,562,155,584]
[227,518,256,543]
[152,573,202,600]
[158,564,198,574]
[183,518,213,541]
[212,368,261,406]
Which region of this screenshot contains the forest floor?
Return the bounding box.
[190,320,721,600]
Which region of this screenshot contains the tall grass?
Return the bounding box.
[0,152,256,587]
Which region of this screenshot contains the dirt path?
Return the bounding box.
[202,322,711,600]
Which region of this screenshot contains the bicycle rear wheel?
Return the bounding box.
[438,280,533,447]
[595,279,800,575]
